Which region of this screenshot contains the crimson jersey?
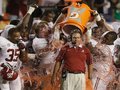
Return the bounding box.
[0,36,20,69]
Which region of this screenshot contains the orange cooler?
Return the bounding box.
[60,2,93,35]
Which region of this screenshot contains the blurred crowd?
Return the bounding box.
[1,0,120,23]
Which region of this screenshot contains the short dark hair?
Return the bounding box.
[105,31,117,41]
[10,19,20,25]
[60,33,67,43]
[69,29,83,41]
[70,29,82,36]
[42,9,55,17]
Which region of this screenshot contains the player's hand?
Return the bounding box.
[93,10,99,16]
[30,4,38,9]
[17,40,26,51]
[1,63,13,70]
[27,4,38,15]
[0,63,18,81]
[92,10,102,21]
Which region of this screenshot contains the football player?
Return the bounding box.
[0,28,28,90]
[0,4,37,90]
[32,22,57,74]
[91,31,116,90]
[32,21,59,89]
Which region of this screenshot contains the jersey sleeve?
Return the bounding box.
[0,36,6,48]
[56,47,67,62]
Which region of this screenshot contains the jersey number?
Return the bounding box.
[5,49,20,61]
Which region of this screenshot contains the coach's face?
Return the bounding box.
[72,33,83,46]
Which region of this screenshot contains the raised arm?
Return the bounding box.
[16,4,38,32]
[93,11,113,31]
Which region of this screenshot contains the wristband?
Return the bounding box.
[27,7,35,15]
[21,48,25,52]
[96,14,102,21]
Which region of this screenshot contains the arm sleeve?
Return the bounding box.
[0,37,6,48]
[85,47,93,65]
[56,47,66,62]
